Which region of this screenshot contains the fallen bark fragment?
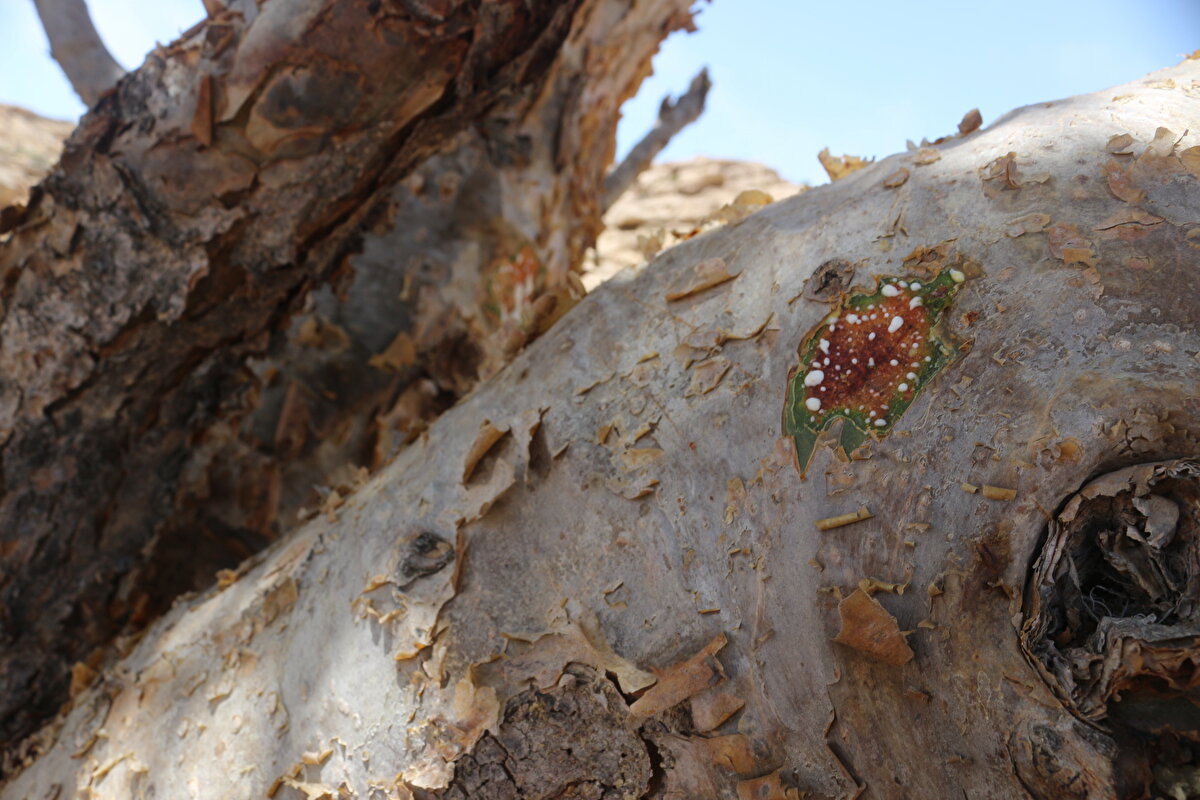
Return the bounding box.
[832,589,914,666]
[816,506,874,531]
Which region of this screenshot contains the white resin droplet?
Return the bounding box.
[868,332,876,341]
[819,338,831,354]
[909,296,923,309]
[898,383,909,392]
[875,419,887,427]
[804,370,825,387]
[910,282,922,290]
[907,372,917,380]
[950,269,965,283]
[889,359,899,366]
[805,397,822,412]
[881,284,900,297]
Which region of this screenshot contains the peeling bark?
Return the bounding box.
[217,0,694,539]
[0,0,693,759]
[3,60,1198,798]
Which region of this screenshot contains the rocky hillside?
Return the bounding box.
[588,156,804,287]
[0,105,74,208]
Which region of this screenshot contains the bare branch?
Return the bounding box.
[32,0,126,108]
[603,67,710,210]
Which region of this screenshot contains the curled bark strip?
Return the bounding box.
[1021,459,1200,797]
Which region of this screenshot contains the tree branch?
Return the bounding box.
[31,0,126,108]
[603,67,710,210]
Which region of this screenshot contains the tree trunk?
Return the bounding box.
[4,58,1199,799]
[0,0,694,759]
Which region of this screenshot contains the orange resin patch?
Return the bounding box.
[784,268,964,476]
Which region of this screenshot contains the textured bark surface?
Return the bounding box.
[210,0,696,544]
[4,60,1198,799]
[0,0,693,760]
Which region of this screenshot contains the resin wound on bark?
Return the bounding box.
[784,267,965,476]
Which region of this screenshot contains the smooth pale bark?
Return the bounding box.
[0,0,693,759]
[32,0,126,107]
[604,68,711,209]
[5,61,1198,799]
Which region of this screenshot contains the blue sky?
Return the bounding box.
[2,0,1196,185]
